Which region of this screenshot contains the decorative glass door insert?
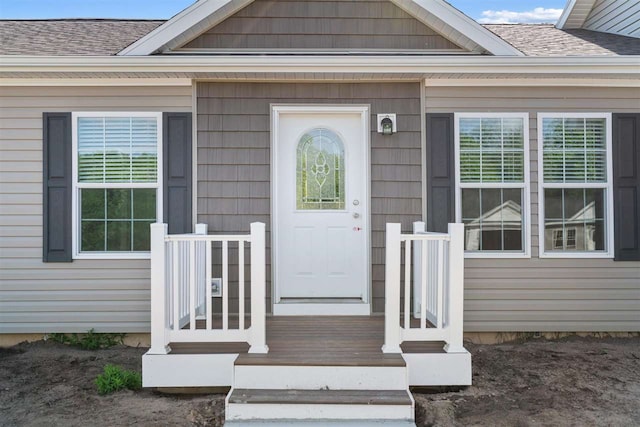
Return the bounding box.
[296,128,345,210]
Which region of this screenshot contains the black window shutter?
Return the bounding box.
[43,113,72,262]
[426,113,455,232]
[613,113,640,261]
[163,112,193,234]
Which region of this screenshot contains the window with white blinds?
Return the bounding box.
[77,117,158,183]
[542,117,607,183]
[455,113,530,258]
[459,117,525,183]
[73,113,162,259]
[538,113,613,258]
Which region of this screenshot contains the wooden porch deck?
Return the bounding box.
[170,316,445,365]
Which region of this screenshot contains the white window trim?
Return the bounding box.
[71,112,163,260]
[537,112,614,259]
[454,112,531,259]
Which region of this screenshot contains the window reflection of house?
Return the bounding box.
[545,201,600,251]
[464,199,522,251]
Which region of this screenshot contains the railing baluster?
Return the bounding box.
[403,239,411,330]
[172,241,179,332]
[431,241,436,318]
[238,240,245,331]
[437,239,444,329]
[420,236,428,330]
[167,242,172,329]
[205,240,212,330]
[189,240,196,330]
[222,240,229,330]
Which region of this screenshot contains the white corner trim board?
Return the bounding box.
[118,0,522,56]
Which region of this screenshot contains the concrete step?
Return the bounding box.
[224,420,416,426]
[225,389,415,422]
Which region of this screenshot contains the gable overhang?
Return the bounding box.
[118,0,523,56]
[556,0,598,29]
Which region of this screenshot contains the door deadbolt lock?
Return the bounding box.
[353,200,360,206]
[353,213,360,219]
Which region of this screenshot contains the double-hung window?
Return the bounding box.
[455,113,530,257]
[72,112,162,259]
[538,113,613,257]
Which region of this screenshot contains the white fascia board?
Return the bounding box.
[118,0,253,56]
[394,0,524,56]
[0,78,193,86]
[1,55,638,75]
[424,78,640,87]
[557,0,578,28]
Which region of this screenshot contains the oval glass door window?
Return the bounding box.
[296,128,345,210]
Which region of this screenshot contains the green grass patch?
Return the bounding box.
[95,364,142,395]
[49,329,125,350]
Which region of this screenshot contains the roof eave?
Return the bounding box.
[2,55,638,75]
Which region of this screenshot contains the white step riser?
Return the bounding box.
[226,403,414,421]
[233,366,408,390]
[142,352,236,387]
[403,351,472,386]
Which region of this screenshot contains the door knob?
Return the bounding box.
[353,213,360,219]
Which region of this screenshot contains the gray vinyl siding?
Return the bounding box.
[0,86,192,333]
[182,0,463,51]
[196,82,422,313]
[426,86,640,332]
[583,0,640,38]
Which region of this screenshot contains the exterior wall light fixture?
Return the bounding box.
[377,114,397,135]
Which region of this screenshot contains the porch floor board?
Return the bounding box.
[170,315,446,362]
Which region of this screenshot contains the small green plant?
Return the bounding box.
[95,364,142,395]
[49,329,125,350]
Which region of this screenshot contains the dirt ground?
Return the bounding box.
[1,336,639,426]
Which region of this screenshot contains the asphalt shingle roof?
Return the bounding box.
[0,19,638,56]
[0,20,163,55]
[484,24,640,56]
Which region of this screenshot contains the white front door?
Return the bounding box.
[273,106,369,315]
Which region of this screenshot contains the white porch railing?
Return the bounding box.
[148,222,268,355]
[382,222,465,354]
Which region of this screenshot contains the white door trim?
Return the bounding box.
[271,104,371,315]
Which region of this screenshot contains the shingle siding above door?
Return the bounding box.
[196,82,423,313]
[181,0,464,51]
